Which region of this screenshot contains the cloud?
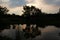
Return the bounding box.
[0,0,27,15]
[42,0,60,6]
[0,0,10,4]
[2,0,9,2]
[8,0,27,8]
[0,0,3,4]
[8,6,23,15]
[26,0,60,13]
[0,0,28,8]
[0,0,29,15]
[26,0,33,3]
[0,0,60,15]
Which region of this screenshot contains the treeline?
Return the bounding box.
[0,6,60,29]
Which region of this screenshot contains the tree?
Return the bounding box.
[22,6,31,17]
[22,6,42,17]
[0,6,9,15]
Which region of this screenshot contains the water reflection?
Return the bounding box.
[0,24,60,40]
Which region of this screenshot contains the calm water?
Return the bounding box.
[0,26,60,40]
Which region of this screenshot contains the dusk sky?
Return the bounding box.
[0,0,60,15]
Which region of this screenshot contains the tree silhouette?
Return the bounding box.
[0,6,9,15]
[22,6,42,17]
[22,6,30,17]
